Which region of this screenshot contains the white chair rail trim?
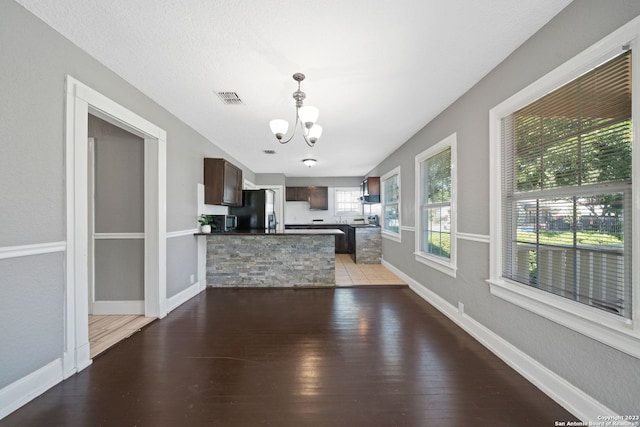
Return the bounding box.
[456,232,490,243]
[166,228,199,239]
[0,241,66,260]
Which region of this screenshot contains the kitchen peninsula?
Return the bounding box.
[286,223,382,264]
[197,229,344,287]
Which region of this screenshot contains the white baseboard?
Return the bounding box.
[0,279,202,420]
[382,260,616,422]
[0,285,203,421]
[3,267,613,422]
[61,346,92,381]
[91,300,144,315]
[167,280,205,313]
[75,343,92,373]
[0,359,62,420]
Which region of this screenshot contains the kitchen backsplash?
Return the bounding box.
[285,189,381,224]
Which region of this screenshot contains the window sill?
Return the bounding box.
[414,252,456,278]
[381,230,401,243]
[488,277,640,359]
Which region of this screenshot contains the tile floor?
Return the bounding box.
[335,254,406,286]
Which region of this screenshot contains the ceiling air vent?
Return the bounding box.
[263,150,276,155]
[216,91,243,105]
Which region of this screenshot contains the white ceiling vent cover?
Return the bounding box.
[216,91,243,105]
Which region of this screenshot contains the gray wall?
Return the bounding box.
[0,0,253,391]
[285,176,362,187]
[166,235,198,298]
[90,116,145,233]
[94,240,145,300]
[255,175,363,188]
[0,254,63,387]
[368,0,640,414]
[255,173,286,186]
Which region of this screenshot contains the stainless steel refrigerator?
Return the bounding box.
[229,189,276,231]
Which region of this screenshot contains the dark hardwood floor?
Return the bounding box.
[2,288,577,426]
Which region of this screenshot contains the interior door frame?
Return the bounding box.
[259,184,285,232]
[64,76,167,376]
[87,136,95,313]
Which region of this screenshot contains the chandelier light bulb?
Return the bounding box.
[269,119,288,139]
[298,106,319,128]
[307,125,323,143]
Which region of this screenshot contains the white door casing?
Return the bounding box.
[64,76,167,377]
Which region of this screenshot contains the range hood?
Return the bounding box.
[358,195,380,204]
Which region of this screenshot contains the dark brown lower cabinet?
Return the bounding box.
[347,226,355,256]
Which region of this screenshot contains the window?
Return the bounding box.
[503,51,632,318]
[334,187,362,215]
[381,167,401,240]
[490,24,640,357]
[415,134,457,277]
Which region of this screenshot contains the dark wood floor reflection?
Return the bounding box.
[2,288,576,426]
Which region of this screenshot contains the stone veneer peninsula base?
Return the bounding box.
[351,225,382,264]
[203,230,342,287]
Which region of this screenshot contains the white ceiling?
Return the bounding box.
[16,0,571,177]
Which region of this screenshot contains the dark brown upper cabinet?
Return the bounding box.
[309,186,328,210]
[285,186,328,210]
[360,177,380,203]
[204,158,243,206]
[285,186,309,202]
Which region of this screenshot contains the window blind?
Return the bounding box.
[501,51,632,318]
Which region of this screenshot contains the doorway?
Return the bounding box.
[88,117,145,315]
[64,76,167,376]
[259,185,285,232]
[87,117,149,357]
[243,181,285,233]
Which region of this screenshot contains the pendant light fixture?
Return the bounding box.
[269,73,322,147]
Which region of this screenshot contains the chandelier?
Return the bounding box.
[269,73,322,147]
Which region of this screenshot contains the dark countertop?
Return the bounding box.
[285,223,379,229]
[195,228,344,236]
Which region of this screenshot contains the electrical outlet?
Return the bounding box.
[190,274,195,284]
[458,302,464,314]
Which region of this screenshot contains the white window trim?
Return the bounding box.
[415,133,457,278]
[488,17,640,359]
[381,166,401,242]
